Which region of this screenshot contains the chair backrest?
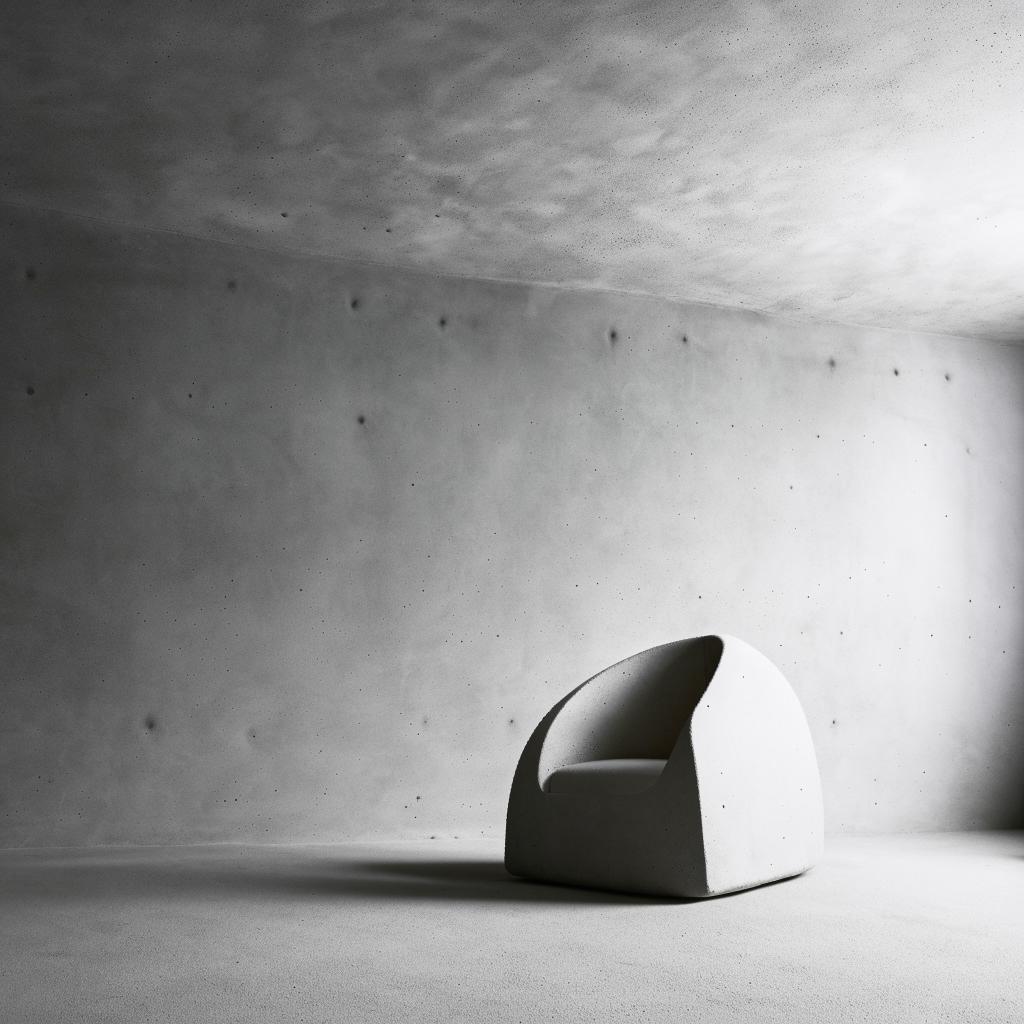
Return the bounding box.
[537,636,723,788]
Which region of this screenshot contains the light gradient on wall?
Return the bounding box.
[2,205,1023,846]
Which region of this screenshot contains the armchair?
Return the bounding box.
[504,635,823,897]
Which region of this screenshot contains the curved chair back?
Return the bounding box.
[537,636,723,788]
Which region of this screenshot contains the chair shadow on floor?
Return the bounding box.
[279,856,688,905]
[0,850,699,905]
[0,848,799,906]
[273,855,801,904]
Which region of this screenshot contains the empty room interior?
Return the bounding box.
[2,1,1023,1021]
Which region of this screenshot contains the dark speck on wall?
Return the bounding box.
[893,368,900,376]
[609,328,618,344]
[828,357,837,369]
[357,414,366,425]
[227,279,237,291]
[25,267,36,280]
[144,716,156,732]
[439,316,447,328]
[281,211,288,218]
[350,297,360,310]
[25,385,35,396]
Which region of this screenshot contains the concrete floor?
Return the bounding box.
[1,833,1021,1023]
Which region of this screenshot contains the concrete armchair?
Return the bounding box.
[504,635,823,897]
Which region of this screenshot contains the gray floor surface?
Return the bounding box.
[1,832,1021,1023]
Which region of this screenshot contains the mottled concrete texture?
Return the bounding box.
[2,0,1023,340]
[2,206,1023,846]
[1,834,1022,1023]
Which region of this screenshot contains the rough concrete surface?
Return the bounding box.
[2,0,1023,340]
[0,833,1021,1023]
[3,206,1024,847]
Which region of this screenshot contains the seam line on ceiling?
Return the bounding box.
[0,196,1005,348]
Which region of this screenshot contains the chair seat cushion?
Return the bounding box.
[544,758,668,795]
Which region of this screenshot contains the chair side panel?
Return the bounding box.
[691,637,824,895]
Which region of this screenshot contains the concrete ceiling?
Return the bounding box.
[3,0,1024,341]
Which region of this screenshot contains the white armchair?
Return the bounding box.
[504,635,823,897]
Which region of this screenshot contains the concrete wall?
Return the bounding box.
[2,204,1023,846]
